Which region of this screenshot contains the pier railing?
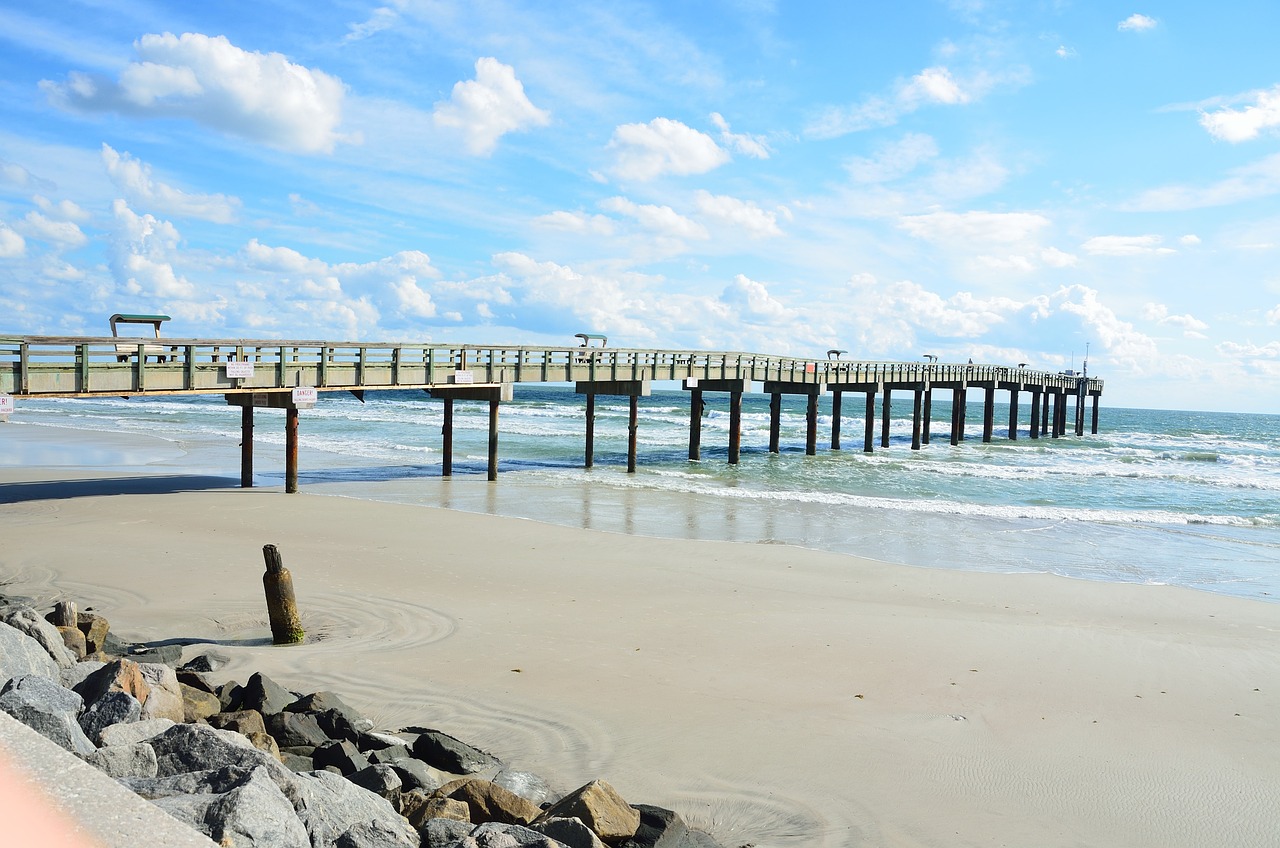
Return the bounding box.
[0,337,1103,398]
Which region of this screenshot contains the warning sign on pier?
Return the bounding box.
[291,386,318,408]
[0,394,12,416]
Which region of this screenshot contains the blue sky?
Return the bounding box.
[1,1,1279,412]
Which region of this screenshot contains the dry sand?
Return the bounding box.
[2,460,1278,847]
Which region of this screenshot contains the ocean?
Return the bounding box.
[4,385,1279,602]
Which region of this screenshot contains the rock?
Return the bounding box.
[128,643,184,666]
[99,717,175,747]
[179,650,230,673]
[534,817,607,848]
[368,742,412,764]
[140,764,311,848]
[418,817,472,846]
[287,691,373,732]
[138,663,185,722]
[60,659,105,691]
[84,741,158,779]
[388,757,441,793]
[335,819,424,848]
[0,674,95,755]
[0,606,77,669]
[180,682,222,722]
[412,729,502,774]
[57,625,87,659]
[217,680,244,712]
[208,709,268,737]
[246,730,282,759]
[0,621,60,684]
[403,793,471,829]
[79,690,142,741]
[148,722,280,778]
[314,739,371,775]
[315,706,368,743]
[464,821,569,847]
[98,630,131,659]
[267,709,333,748]
[618,805,689,848]
[537,781,639,844]
[494,769,555,806]
[359,730,410,752]
[349,763,403,806]
[76,612,111,654]
[176,668,218,695]
[73,658,151,710]
[289,768,419,847]
[281,751,315,772]
[240,672,296,716]
[438,778,541,826]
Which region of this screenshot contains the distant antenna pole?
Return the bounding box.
[1084,342,1090,378]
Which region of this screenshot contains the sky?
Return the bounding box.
[1,2,1279,413]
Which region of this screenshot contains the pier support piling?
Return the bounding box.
[1008,389,1019,441]
[911,387,923,450]
[1091,393,1100,435]
[830,390,842,450]
[769,393,781,453]
[443,398,454,476]
[285,407,299,494]
[240,406,254,488]
[684,379,747,465]
[881,388,892,448]
[627,396,639,472]
[488,399,500,481]
[584,392,595,468]
[1042,390,1051,437]
[729,390,743,464]
[1030,389,1041,439]
[688,388,703,461]
[806,392,818,456]
[922,387,932,445]
[863,390,876,453]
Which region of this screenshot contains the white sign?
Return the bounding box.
[685,377,698,388]
[0,395,12,416]
[226,361,254,379]
[291,386,318,408]
[452,370,474,384]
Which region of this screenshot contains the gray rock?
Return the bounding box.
[149,722,279,778]
[494,769,555,806]
[73,658,151,710]
[315,707,368,743]
[536,781,639,844]
[388,757,440,793]
[99,717,175,747]
[412,729,502,774]
[335,819,423,848]
[287,691,373,734]
[180,650,230,673]
[367,742,412,764]
[463,821,568,847]
[128,643,184,666]
[141,764,311,848]
[421,818,472,847]
[139,663,185,722]
[60,659,106,690]
[0,621,60,684]
[290,769,419,847]
[348,763,403,805]
[533,817,605,848]
[208,708,268,737]
[268,709,333,748]
[79,689,142,741]
[84,740,158,779]
[359,730,410,752]
[314,739,371,775]
[217,680,245,712]
[619,804,690,848]
[281,751,316,772]
[177,668,218,694]
[0,605,77,669]
[241,672,297,716]
[0,674,95,755]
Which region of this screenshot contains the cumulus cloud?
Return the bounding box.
[1199,84,1280,143]
[1142,303,1208,338]
[18,211,87,248]
[720,275,791,323]
[1040,246,1079,267]
[33,196,90,222]
[1081,234,1175,256]
[102,145,239,223]
[1179,234,1201,246]
[42,32,349,154]
[709,113,770,159]
[693,191,784,238]
[109,199,198,300]
[606,118,730,181]
[1118,14,1158,32]
[0,223,25,258]
[600,196,708,240]
[846,133,939,183]
[433,58,550,155]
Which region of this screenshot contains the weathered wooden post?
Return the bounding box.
[830,390,842,450]
[487,398,500,481]
[442,398,454,477]
[805,392,818,456]
[688,388,702,461]
[863,390,876,453]
[241,406,254,488]
[262,544,304,645]
[627,395,638,473]
[729,390,743,464]
[922,386,932,445]
[880,387,892,448]
[584,391,596,468]
[769,392,782,453]
[285,407,299,493]
[911,387,923,450]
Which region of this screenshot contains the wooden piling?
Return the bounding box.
[241,405,254,488]
[1041,390,1051,436]
[911,387,923,450]
[285,406,299,494]
[1030,389,1041,439]
[805,392,818,456]
[442,398,454,477]
[584,391,595,468]
[922,387,932,445]
[830,390,842,451]
[627,395,639,473]
[729,390,743,464]
[1008,388,1019,441]
[1091,394,1100,435]
[950,388,962,446]
[50,600,77,628]
[688,388,702,461]
[769,393,781,453]
[863,390,876,453]
[880,388,892,448]
[262,544,304,645]
[983,385,995,443]
[959,389,968,441]
[487,398,500,481]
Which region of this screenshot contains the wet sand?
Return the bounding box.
[2,431,1278,847]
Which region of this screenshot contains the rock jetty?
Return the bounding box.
[0,592,726,848]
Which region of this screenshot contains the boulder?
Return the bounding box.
[0,674,95,755]
[619,805,689,848]
[245,730,282,759]
[217,680,245,712]
[537,781,639,844]
[179,650,230,673]
[138,764,311,848]
[148,722,281,778]
[177,668,218,694]
[0,621,59,684]
[349,763,403,806]
[463,821,569,847]
[534,817,607,848]
[208,709,268,737]
[128,644,184,666]
[99,717,175,747]
[358,730,410,752]
[334,819,424,848]
[314,739,371,775]
[367,742,412,764]
[289,768,419,847]
[287,691,373,731]
[138,663,185,722]
[437,778,541,826]
[0,606,77,669]
[267,709,332,748]
[281,751,315,772]
[79,689,142,741]
[60,659,105,691]
[240,672,296,716]
[418,817,472,846]
[315,707,368,743]
[73,658,151,709]
[84,741,158,779]
[388,757,440,793]
[412,729,502,774]
[403,793,471,829]
[57,625,87,659]
[494,769,555,806]
[76,612,111,654]
[180,682,222,722]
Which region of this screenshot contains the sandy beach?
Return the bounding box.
[2,430,1278,847]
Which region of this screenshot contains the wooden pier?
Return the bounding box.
[0,336,1104,491]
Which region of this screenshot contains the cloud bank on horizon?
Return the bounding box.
[0,2,1278,412]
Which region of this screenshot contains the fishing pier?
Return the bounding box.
[0,335,1103,492]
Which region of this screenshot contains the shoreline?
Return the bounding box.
[3,433,1279,845]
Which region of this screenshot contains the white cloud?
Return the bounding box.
[898,210,1050,245]
[33,196,90,222]
[693,191,784,238]
[606,118,729,181]
[344,6,400,43]
[1268,305,1280,324]
[846,133,939,183]
[902,66,971,106]
[1048,286,1160,369]
[1118,14,1157,32]
[109,199,197,300]
[1127,152,1280,210]
[600,196,708,240]
[433,58,550,156]
[533,210,616,236]
[1179,234,1201,246]
[391,279,437,318]
[18,211,87,248]
[1142,303,1208,338]
[1081,234,1175,256]
[720,274,791,324]
[1055,45,1077,59]
[102,145,240,223]
[1199,84,1280,143]
[42,32,349,154]
[1040,246,1079,267]
[0,223,25,258]
[709,113,770,159]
